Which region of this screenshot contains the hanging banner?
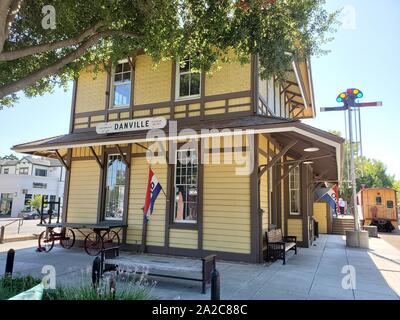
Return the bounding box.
[96,117,167,134]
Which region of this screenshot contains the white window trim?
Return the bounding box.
[289,165,301,215]
[173,148,198,224]
[109,59,132,109]
[175,59,201,101]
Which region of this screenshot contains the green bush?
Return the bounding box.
[0,275,41,300]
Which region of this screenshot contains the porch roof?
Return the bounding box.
[12,115,343,181]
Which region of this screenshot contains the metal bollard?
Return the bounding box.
[0,226,4,244]
[210,268,220,300]
[5,249,15,276]
[92,256,101,287]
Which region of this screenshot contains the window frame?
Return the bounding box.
[102,152,128,222]
[19,167,29,175]
[376,196,382,205]
[289,165,301,216]
[387,200,394,209]
[3,168,9,174]
[175,58,201,101]
[35,168,48,177]
[170,145,200,227]
[109,59,132,109]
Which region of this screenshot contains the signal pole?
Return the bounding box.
[321,89,382,247]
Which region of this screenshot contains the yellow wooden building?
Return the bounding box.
[13,52,343,263]
[358,188,398,230]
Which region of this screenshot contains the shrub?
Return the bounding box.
[0,274,41,300]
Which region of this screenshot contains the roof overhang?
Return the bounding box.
[12,116,344,182]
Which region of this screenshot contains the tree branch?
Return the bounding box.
[0,0,14,53]
[0,21,105,62]
[0,31,143,99]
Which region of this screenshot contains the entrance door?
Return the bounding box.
[0,193,13,215]
[313,202,328,234]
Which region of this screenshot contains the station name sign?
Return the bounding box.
[96,117,167,134]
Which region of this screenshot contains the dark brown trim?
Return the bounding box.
[116,144,130,168]
[129,57,135,119]
[55,149,69,170]
[122,144,132,243]
[105,69,111,114]
[300,164,309,247]
[62,149,72,223]
[251,133,261,263]
[97,146,106,223]
[197,139,204,250]
[251,54,259,114]
[69,79,78,133]
[89,146,103,169]
[164,162,173,248]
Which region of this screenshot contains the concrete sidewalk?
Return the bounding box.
[0,234,399,300]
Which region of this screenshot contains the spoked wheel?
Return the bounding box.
[38,229,55,252]
[102,230,120,248]
[60,228,76,249]
[84,232,103,256]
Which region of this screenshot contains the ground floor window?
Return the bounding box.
[174,148,198,223]
[289,165,300,215]
[0,193,13,215]
[104,154,126,220]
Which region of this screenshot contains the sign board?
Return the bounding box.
[96,117,167,134]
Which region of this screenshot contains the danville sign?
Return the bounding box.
[96,117,167,134]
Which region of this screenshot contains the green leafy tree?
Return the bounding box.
[393,181,400,207]
[0,154,18,160]
[28,194,43,213]
[329,131,395,203]
[0,0,337,108]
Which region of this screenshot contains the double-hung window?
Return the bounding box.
[176,58,201,99]
[104,154,127,221]
[174,148,199,223]
[110,61,132,108]
[289,165,300,215]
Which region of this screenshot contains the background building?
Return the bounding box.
[0,156,65,217]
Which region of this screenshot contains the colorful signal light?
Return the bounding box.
[337,97,343,103]
[357,92,363,98]
[347,89,353,94]
[353,89,359,94]
[340,93,346,98]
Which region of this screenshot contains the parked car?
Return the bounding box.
[22,209,51,220]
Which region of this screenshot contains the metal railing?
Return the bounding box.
[0,218,24,243]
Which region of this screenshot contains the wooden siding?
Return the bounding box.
[75,70,107,113]
[126,156,167,246]
[313,202,328,234]
[169,229,198,249]
[134,55,172,105]
[203,156,251,254]
[361,189,398,222]
[67,160,100,224]
[205,53,251,96]
[287,219,303,241]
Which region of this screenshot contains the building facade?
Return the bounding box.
[13,53,343,263]
[0,157,65,217]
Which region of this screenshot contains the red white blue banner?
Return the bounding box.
[322,185,340,212]
[143,168,162,223]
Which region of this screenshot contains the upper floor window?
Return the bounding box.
[35,168,48,177]
[176,58,200,100]
[19,167,29,175]
[174,148,198,223]
[110,61,132,108]
[289,165,300,215]
[376,196,382,205]
[387,200,394,209]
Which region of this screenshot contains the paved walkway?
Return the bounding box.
[0,234,399,300]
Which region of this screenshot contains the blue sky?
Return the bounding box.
[0,0,399,179]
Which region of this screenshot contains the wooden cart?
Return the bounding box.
[37,221,126,256]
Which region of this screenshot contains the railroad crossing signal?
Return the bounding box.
[320,88,383,232]
[320,89,382,112]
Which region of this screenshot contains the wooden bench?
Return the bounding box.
[98,247,216,294]
[264,229,297,265]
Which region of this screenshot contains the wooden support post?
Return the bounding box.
[5,249,15,276]
[140,214,148,254]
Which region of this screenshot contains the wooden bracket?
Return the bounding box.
[276,156,307,187]
[116,144,130,168]
[89,146,103,169]
[258,140,298,179]
[55,150,69,171]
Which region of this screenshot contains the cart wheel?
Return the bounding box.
[38,230,55,252]
[84,232,103,256]
[60,228,76,249]
[103,230,120,248]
